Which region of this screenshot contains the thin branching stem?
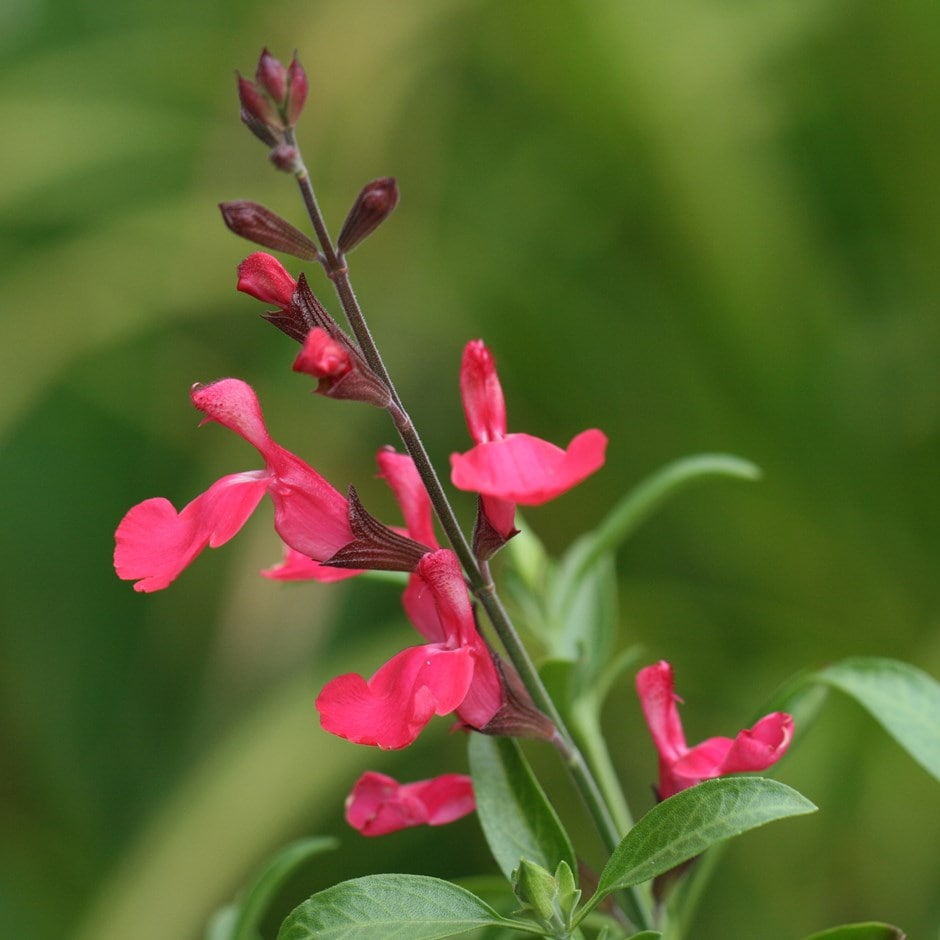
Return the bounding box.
[284,135,651,930]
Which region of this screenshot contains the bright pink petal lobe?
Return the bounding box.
[377,448,437,548]
[450,429,607,505]
[316,644,476,749]
[711,713,794,775]
[345,771,475,836]
[460,340,506,444]
[262,545,363,582]
[636,661,687,763]
[114,472,268,592]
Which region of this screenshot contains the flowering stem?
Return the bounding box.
[285,138,650,931]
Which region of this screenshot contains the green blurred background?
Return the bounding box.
[2,0,938,937]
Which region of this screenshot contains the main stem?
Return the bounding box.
[286,139,650,930]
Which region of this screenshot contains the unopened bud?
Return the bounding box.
[337,177,400,254]
[511,860,580,937]
[294,328,352,382]
[255,48,287,103]
[237,73,282,135]
[269,144,300,173]
[293,327,392,407]
[285,53,309,126]
[220,201,320,261]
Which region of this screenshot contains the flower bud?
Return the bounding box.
[511,860,580,937]
[294,328,392,407]
[237,74,281,145]
[294,327,352,382]
[269,144,300,173]
[285,53,309,126]
[219,201,320,261]
[337,178,400,254]
[255,48,287,103]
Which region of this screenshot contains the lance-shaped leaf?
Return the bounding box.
[546,454,759,699]
[220,201,321,260]
[468,735,576,882]
[277,874,514,940]
[207,837,337,940]
[801,923,907,940]
[815,657,940,782]
[590,777,815,904]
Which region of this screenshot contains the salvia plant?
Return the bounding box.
[114,49,940,940]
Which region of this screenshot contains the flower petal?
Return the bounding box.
[636,660,687,764]
[460,340,506,444]
[345,771,474,836]
[450,429,607,505]
[114,471,269,592]
[316,644,475,749]
[377,447,438,548]
[261,544,363,582]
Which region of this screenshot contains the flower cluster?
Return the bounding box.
[115,50,795,846]
[114,251,606,832]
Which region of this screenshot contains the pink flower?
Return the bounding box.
[450,341,607,535]
[636,660,794,801]
[316,549,502,749]
[345,771,474,837]
[114,379,353,592]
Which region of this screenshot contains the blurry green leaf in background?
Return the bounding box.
[2,1,939,938]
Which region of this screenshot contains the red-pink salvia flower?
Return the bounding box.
[636,660,794,801]
[114,379,353,592]
[345,771,474,837]
[261,448,430,586]
[315,549,502,749]
[450,340,607,530]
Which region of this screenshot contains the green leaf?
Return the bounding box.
[545,453,759,691]
[277,874,516,940]
[547,547,619,688]
[468,735,576,882]
[801,923,906,940]
[815,657,940,782]
[594,777,816,898]
[626,933,663,940]
[554,454,760,609]
[209,837,338,940]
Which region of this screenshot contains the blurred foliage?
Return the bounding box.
[1,0,939,938]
